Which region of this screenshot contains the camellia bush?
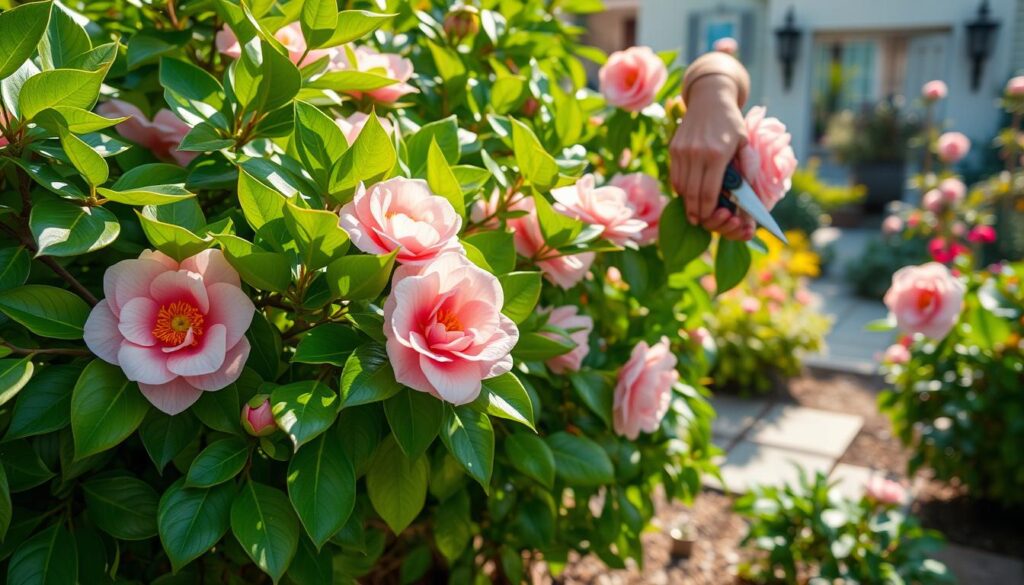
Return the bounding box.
[0,0,806,583]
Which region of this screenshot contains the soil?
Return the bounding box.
[552,369,1024,584]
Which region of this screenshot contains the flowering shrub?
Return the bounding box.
[707,231,831,394]
[0,0,800,582]
[879,261,1024,506]
[735,470,953,584]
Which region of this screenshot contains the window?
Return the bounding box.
[702,14,739,53]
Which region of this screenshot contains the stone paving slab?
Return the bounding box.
[746,404,863,458]
[707,440,835,494]
[932,543,1024,584]
[709,395,771,442]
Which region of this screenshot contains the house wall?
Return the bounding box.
[637,0,1020,163]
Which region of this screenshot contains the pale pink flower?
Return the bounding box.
[599,46,667,112]
[795,288,814,306]
[713,37,739,55]
[613,337,678,439]
[882,343,911,365]
[552,175,646,247]
[97,100,195,166]
[968,225,997,244]
[507,196,595,289]
[737,106,797,209]
[383,253,518,404]
[936,132,971,164]
[241,395,276,437]
[339,178,462,265]
[334,112,394,146]
[921,80,947,101]
[605,266,627,289]
[762,284,786,303]
[83,250,254,415]
[215,23,330,65]
[882,215,904,235]
[938,177,966,204]
[865,477,907,506]
[539,305,593,374]
[609,172,669,245]
[1006,76,1024,97]
[883,262,965,340]
[330,45,417,103]
[700,275,716,294]
[469,188,503,229]
[740,297,761,313]
[922,189,945,213]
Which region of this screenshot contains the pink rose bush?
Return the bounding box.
[506,195,595,289]
[737,106,798,209]
[539,305,593,373]
[865,477,907,506]
[552,174,646,247]
[599,46,667,112]
[884,263,965,340]
[97,99,195,166]
[1006,75,1024,97]
[882,215,904,235]
[936,131,971,164]
[921,80,947,101]
[613,337,678,439]
[609,172,669,245]
[83,250,254,414]
[330,45,417,103]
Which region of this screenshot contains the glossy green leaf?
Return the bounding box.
[30,198,119,257]
[339,343,403,407]
[293,101,347,190]
[137,209,211,262]
[82,474,159,540]
[7,523,76,585]
[714,238,752,295]
[546,431,614,486]
[0,1,52,79]
[497,271,542,323]
[5,364,79,439]
[505,432,555,488]
[426,138,465,217]
[0,285,90,339]
[324,250,397,301]
[231,481,300,583]
[292,323,362,367]
[0,358,33,408]
[157,478,235,572]
[38,2,90,70]
[366,437,428,534]
[300,0,337,49]
[71,360,149,459]
[19,67,106,121]
[283,202,350,270]
[0,247,30,291]
[321,10,395,47]
[160,57,226,126]
[384,388,443,459]
[473,373,534,430]
[186,437,250,488]
[440,405,494,490]
[139,411,201,473]
[271,381,339,450]
[214,234,291,293]
[287,432,356,548]
[659,198,711,273]
[511,118,558,190]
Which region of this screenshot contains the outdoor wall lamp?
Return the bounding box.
[774,8,802,92]
[966,0,1000,92]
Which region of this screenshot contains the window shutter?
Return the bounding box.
[687,13,701,62]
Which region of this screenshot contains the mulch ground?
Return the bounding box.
[552,369,1024,584]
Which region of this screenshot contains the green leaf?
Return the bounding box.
[434,491,471,562]
[473,373,534,430]
[137,209,211,262]
[30,197,119,257]
[426,139,465,217]
[384,388,443,459]
[714,238,751,295]
[0,247,30,291]
[659,198,710,272]
[283,203,350,270]
[237,167,287,230]
[71,360,149,459]
[139,411,200,473]
[497,271,541,324]
[179,121,234,151]
[126,31,189,70]
[7,523,77,585]
[511,118,558,190]
[293,323,361,367]
[231,481,300,583]
[37,105,125,133]
[285,537,333,585]
[505,433,555,488]
[300,0,338,49]
[366,437,428,534]
[0,358,33,407]
[271,381,339,450]
[19,68,106,121]
[287,432,356,549]
[234,37,300,116]
[304,70,397,92]
[186,437,250,488]
[0,466,9,542]
[339,343,403,407]
[214,234,291,293]
[330,112,396,196]
[533,194,584,249]
[407,116,459,174]
[568,370,613,428]
[440,405,494,490]
[38,2,90,70]
[5,364,79,439]
[325,250,397,301]
[58,129,108,186]
[0,285,90,339]
[0,439,54,493]
[158,478,235,572]
[98,184,194,206]
[82,475,159,540]
[160,57,226,127]
[193,368,260,435]
[0,1,52,80]
[463,231,515,274]
[546,431,614,486]
[321,10,395,47]
[293,101,347,190]
[490,76,527,115]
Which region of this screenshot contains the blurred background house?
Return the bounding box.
[583,0,1022,207]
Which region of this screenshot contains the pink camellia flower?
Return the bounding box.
[97,100,195,166]
[882,343,910,365]
[936,132,971,164]
[552,175,646,247]
[609,173,669,245]
[83,249,254,415]
[882,215,904,235]
[216,23,330,65]
[599,46,667,112]
[922,189,945,214]
[507,196,595,289]
[338,178,462,265]
[1006,76,1024,97]
[330,45,417,103]
[334,112,394,146]
[737,106,798,210]
[713,37,739,55]
[740,297,761,313]
[539,305,593,374]
[938,177,966,204]
[241,395,277,437]
[613,337,678,440]
[883,262,965,340]
[928,237,967,264]
[865,477,907,506]
[968,224,997,244]
[921,80,948,101]
[382,253,518,404]
[469,188,503,229]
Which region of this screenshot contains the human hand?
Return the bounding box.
[669,74,755,241]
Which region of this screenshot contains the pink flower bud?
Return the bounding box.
[922,189,945,213]
[1006,76,1024,97]
[242,395,277,437]
[938,178,966,204]
[882,215,904,235]
[443,4,480,40]
[921,80,947,101]
[882,343,910,365]
[865,477,907,506]
[936,132,971,165]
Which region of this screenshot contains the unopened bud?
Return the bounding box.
[241,394,276,437]
[444,4,480,40]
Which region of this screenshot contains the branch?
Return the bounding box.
[2,341,91,357]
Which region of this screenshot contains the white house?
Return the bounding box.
[585,0,1024,164]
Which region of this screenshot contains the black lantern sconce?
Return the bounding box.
[774,7,802,92]
[966,0,1000,91]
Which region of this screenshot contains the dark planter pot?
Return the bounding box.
[852,160,906,213]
